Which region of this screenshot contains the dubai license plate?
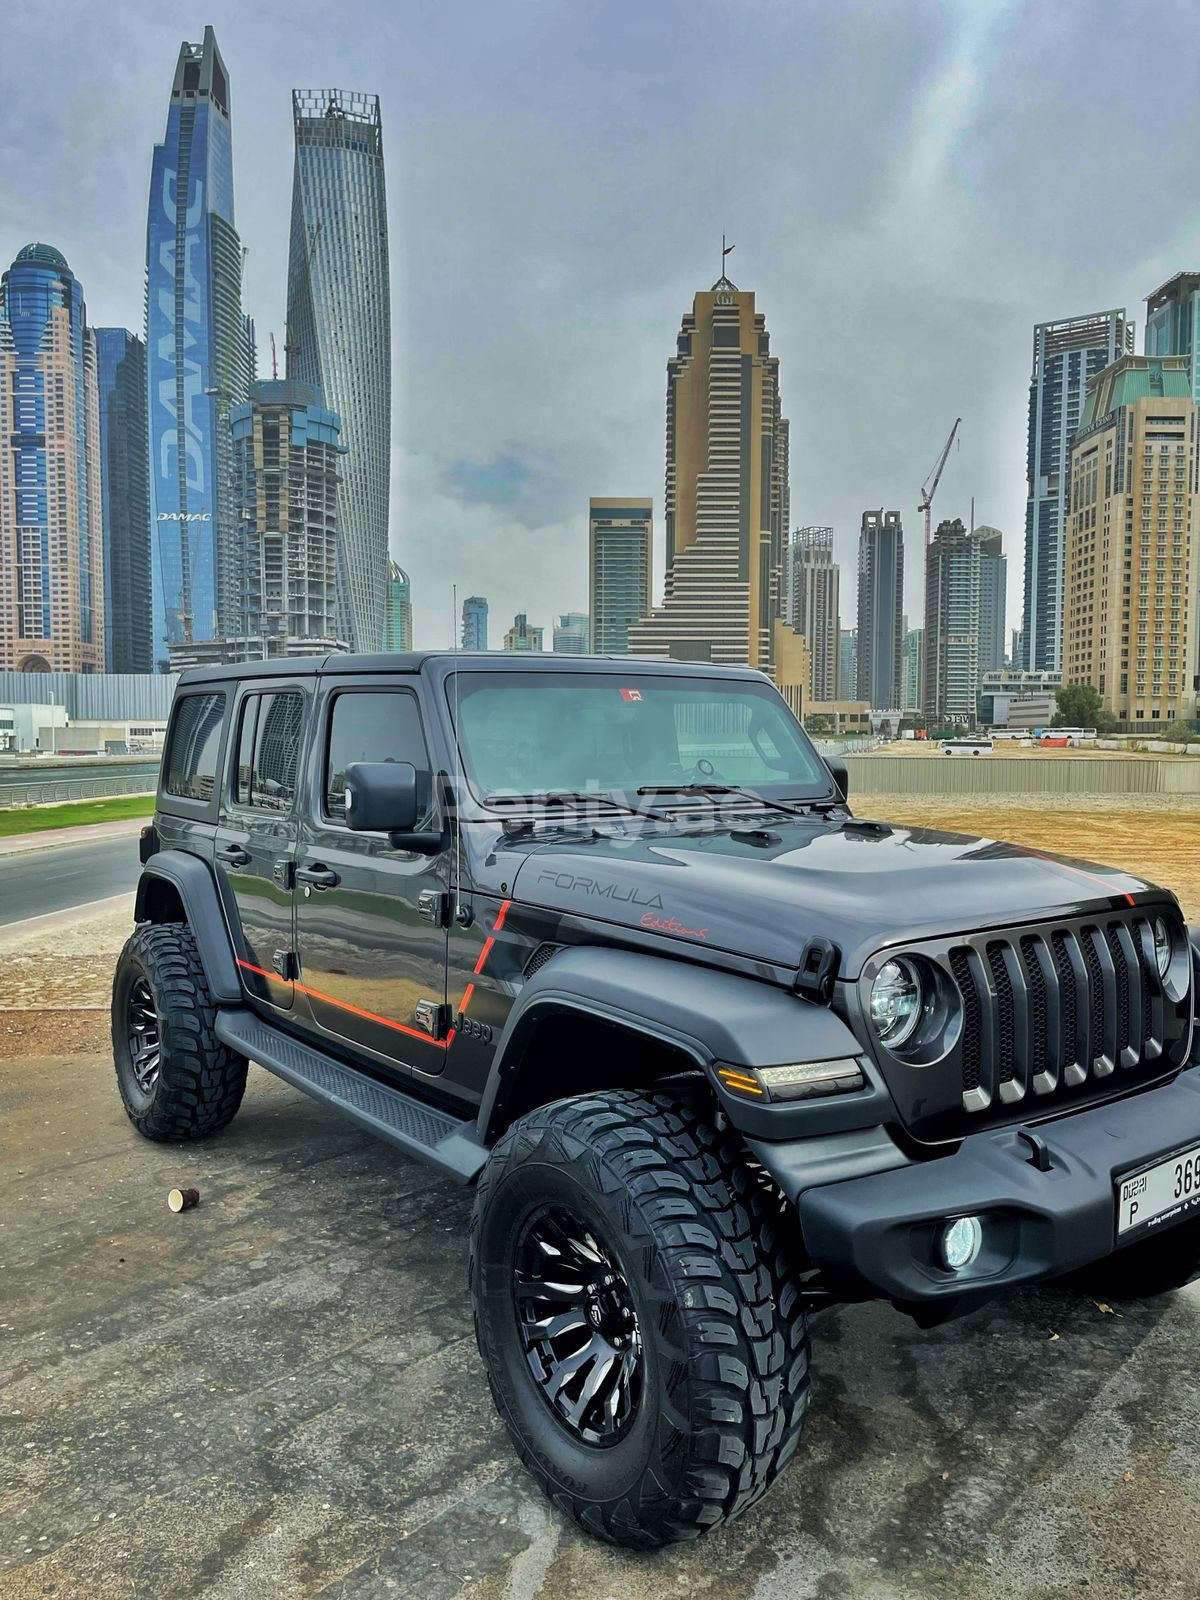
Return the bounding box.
[1116,1143,1200,1240]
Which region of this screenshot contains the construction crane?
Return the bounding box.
[918,417,962,549]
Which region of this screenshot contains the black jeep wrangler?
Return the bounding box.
[113,652,1200,1547]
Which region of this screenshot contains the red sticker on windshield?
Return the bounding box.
[619,688,643,702]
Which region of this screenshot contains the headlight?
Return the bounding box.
[869,957,923,1047]
[1153,916,1172,979]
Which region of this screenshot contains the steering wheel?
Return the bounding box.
[687,757,727,784]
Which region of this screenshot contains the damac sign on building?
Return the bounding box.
[156,512,211,521]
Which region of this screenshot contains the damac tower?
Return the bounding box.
[287,90,391,653]
[144,26,254,670]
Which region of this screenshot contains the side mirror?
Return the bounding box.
[344,762,443,854]
[825,755,849,800]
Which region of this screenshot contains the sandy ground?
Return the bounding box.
[865,796,1200,921]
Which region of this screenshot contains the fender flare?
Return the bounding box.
[476,945,874,1143]
[134,851,242,1005]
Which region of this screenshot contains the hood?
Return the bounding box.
[508,818,1160,976]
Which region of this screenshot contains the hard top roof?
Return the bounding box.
[176,652,767,686]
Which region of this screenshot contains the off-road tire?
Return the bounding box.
[112,923,248,1141]
[469,1088,811,1548]
[1085,1216,1200,1299]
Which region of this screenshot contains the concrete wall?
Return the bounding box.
[844,754,1200,796]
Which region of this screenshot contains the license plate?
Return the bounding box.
[1116,1142,1200,1239]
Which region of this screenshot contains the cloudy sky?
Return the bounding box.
[3,0,1200,648]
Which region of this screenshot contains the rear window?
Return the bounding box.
[234,692,304,811]
[163,693,226,802]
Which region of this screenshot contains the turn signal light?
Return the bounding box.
[716,1059,865,1103]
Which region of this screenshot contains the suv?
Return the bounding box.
[113,653,1200,1547]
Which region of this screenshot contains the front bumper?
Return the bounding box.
[751,1069,1200,1306]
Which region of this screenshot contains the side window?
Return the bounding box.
[233,691,304,811]
[325,691,429,819]
[164,692,226,802]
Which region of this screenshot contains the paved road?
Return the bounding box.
[2,1028,1198,1600]
[0,835,140,926]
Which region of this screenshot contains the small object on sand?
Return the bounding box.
[168,1187,199,1213]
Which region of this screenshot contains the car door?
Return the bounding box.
[213,683,308,1012]
[292,678,451,1077]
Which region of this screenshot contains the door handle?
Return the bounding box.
[216,845,251,867]
[296,865,340,889]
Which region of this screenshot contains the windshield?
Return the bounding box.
[450,671,833,802]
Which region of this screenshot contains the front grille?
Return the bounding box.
[949,913,1170,1117]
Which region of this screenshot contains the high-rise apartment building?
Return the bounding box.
[218,379,346,662]
[504,613,543,651]
[1065,354,1199,729]
[0,244,103,675]
[553,613,589,654]
[924,517,980,726]
[589,497,651,654]
[287,89,391,653]
[974,525,1007,674]
[384,561,412,651]
[856,511,903,708]
[1022,310,1133,674]
[146,27,254,671]
[786,527,840,702]
[462,594,488,650]
[628,275,804,701]
[94,329,151,673]
[901,625,924,713]
[1145,273,1200,403]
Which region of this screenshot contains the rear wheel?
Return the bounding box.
[112,923,247,1141]
[469,1088,811,1547]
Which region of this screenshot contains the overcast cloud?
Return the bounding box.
[3,0,1200,648]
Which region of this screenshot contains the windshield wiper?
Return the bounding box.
[485,789,670,822]
[636,783,831,820]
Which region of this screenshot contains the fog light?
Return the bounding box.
[940,1215,983,1272]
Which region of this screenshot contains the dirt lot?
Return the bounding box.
[866,795,1200,920]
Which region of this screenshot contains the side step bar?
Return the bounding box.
[215,1008,488,1183]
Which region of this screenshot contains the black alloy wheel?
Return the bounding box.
[513,1204,642,1445]
[126,976,161,1094]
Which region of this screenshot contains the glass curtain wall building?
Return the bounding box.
[0,244,103,674]
[145,26,254,671]
[462,595,488,650]
[1021,311,1132,674]
[95,330,151,672]
[287,89,391,653]
[589,497,651,654]
[384,561,412,651]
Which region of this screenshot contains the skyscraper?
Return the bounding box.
[94,329,151,672]
[1065,354,1199,729]
[974,525,1007,675]
[0,244,103,674]
[287,89,391,653]
[856,511,904,708]
[628,272,804,701]
[839,629,857,701]
[901,624,924,713]
[924,517,980,727]
[1022,310,1133,674]
[1145,273,1200,403]
[786,526,840,701]
[589,497,651,654]
[462,595,488,650]
[384,560,412,651]
[504,613,543,651]
[553,612,589,653]
[146,27,254,671]
[222,379,346,661]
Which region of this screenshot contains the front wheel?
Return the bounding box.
[112,923,248,1141]
[469,1089,811,1547]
